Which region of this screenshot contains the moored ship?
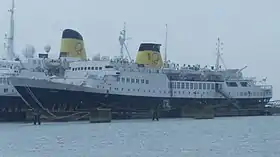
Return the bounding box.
[9,25,273,119]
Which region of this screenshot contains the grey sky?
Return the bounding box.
[0,0,279,99]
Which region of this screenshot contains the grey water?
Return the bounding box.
[0,116,279,157]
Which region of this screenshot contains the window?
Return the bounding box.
[99,67,102,70]
[146,80,149,84]
[84,67,87,70]
[131,78,135,83]
[181,82,185,89]
[211,84,215,89]
[226,82,238,87]
[171,82,175,88]
[240,82,248,87]
[81,67,84,70]
[199,83,202,89]
[203,83,206,89]
[91,67,94,70]
[117,77,120,82]
[136,79,139,83]
[126,78,130,83]
[194,83,198,89]
[190,83,193,89]
[176,82,180,89]
[4,88,8,93]
[141,79,145,83]
[88,67,91,70]
[121,78,125,83]
[95,67,98,70]
[185,82,189,89]
[207,83,210,90]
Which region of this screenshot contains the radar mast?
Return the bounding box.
[164,24,168,65]
[215,38,225,71]
[118,22,132,61]
[4,0,16,60]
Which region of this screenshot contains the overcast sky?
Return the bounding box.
[0,0,279,99]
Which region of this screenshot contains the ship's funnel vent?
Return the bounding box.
[135,43,163,68]
[59,29,87,60]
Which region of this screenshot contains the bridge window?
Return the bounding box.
[105,65,114,68]
[226,82,238,87]
[240,82,248,87]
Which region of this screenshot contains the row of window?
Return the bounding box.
[170,82,217,90]
[226,82,249,87]
[239,91,271,97]
[0,78,9,85]
[72,66,102,71]
[3,88,15,93]
[97,85,271,97]
[118,77,150,84]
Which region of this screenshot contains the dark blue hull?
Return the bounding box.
[0,96,27,121]
[13,85,270,118]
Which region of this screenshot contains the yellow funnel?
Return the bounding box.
[59,29,87,60]
[135,43,163,68]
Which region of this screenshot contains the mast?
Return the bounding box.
[215,37,223,71]
[4,0,16,60]
[118,22,132,61]
[164,24,168,65]
[119,22,126,60]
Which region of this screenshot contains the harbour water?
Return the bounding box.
[0,116,279,157]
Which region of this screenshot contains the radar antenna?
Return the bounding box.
[215,37,227,71]
[118,22,132,61]
[4,0,16,60]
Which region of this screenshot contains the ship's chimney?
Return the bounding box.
[135,43,163,68]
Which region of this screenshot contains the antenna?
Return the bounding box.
[215,37,223,71]
[164,24,168,65]
[5,0,16,60]
[118,22,132,61]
